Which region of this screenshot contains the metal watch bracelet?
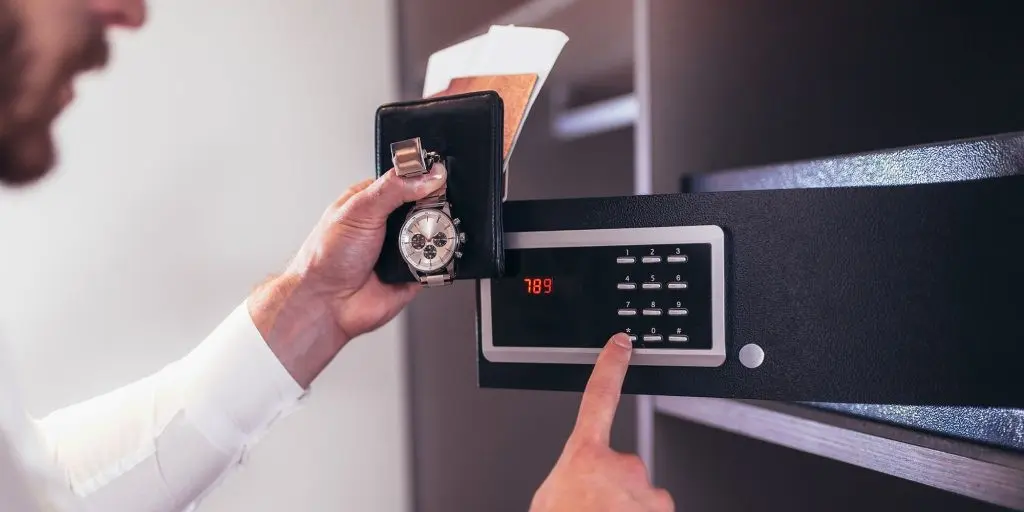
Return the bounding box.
[391,137,446,205]
[391,137,456,287]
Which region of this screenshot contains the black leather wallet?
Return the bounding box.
[374,90,505,284]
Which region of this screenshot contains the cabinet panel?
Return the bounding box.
[648,0,1024,193]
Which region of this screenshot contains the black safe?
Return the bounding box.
[475,131,1024,414]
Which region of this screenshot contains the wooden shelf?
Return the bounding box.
[653,397,1024,510]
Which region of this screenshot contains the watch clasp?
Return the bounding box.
[391,137,440,178]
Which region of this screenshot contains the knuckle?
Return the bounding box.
[379,169,408,196]
[619,453,648,478]
[364,179,389,203]
[653,488,675,511]
[379,169,400,188]
[563,434,595,455]
[336,203,380,231]
[321,202,341,222]
[332,180,371,207]
[348,178,372,194]
[323,200,349,224]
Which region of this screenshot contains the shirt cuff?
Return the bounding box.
[175,300,309,456]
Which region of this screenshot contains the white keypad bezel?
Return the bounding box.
[480,226,727,367]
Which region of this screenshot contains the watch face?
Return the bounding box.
[399,209,458,273]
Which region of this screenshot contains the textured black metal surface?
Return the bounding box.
[477,134,1024,407]
[685,132,1024,452]
[684,131,1024,193]
[807,403,1024,453]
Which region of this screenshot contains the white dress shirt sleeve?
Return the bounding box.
[31,300,308,512]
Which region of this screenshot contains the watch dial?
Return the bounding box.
[399,209,459,273]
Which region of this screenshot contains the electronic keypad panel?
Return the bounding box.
[480,226,726,367]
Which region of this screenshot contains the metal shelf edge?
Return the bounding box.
[552,93,638,140]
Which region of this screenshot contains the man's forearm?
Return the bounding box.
[36,301,308,510]
[247,273,347,389]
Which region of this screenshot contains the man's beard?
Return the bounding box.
[0,2,109,187]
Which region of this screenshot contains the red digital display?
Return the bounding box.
[524,277,554,295]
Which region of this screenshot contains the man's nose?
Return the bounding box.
[89,0,146,29]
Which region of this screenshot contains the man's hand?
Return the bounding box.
[247,164,447,388]
[530,333,675,512]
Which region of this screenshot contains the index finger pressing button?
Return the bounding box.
[572,334,633,445]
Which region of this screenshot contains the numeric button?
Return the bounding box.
[667,282,688,290]
[617,256,636,264]
[667,255,688,263]
[641,255,662,264]
[617,308,637,316]
[643,334,663,342]
[641,282,662,290]
[617,282,637,290]
[668,308,689,316]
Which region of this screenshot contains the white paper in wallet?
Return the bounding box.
[422,25,568,199]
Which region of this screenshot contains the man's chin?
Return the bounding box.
[0,132,56,187]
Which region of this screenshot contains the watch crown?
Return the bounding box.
[459,232,467,244]
[455,251,463,259]
[453,218,461,227]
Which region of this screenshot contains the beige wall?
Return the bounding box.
[0,1,408,510]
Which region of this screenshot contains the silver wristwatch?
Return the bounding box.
[391,137,466,287]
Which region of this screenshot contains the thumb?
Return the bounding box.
[345,163,447,224]
[571,333,633,446]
